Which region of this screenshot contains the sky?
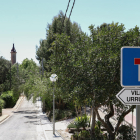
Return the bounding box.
[0,0,140,65]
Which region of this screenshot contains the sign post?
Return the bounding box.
[118,47,140,140]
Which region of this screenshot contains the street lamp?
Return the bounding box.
[50,74,58,135]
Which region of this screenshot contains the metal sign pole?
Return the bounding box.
[132,110,133,127]
[132,109,133,140]
[136,105,140,140]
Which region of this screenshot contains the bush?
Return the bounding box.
[71,132,79,140]
[67,122,77,129]
[1,91,19,108]
[0,98,5,108]
[78,130,90,140]
[48,109,75,121]
[117,125,136,140]
[0,98,5,116]
[74,114,89,130]
[67,101,75,111]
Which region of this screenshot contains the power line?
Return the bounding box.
[62,0,76,27]
[63,0,71,25]
[68,0,76,20]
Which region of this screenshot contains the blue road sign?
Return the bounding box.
[121,47,140,87]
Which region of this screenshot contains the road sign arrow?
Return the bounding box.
[116,88,140,105]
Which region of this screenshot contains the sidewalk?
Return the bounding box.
[0,95,24,124]
[36,98,65,140]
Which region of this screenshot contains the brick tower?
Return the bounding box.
[11,43,17,65]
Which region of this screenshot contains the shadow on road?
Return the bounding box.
[24,115,37,119]
[39,115,48,120]
[24,120,40,125]
[13,109,53,126]
[13,110,38,114]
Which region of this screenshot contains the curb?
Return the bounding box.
[47,123,65,140]
[0,96,25,124]
[14,96,25,110]
[0,115,10,123]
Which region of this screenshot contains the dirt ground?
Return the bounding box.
[57,128,72,140]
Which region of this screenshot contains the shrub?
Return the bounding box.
[1,91,19,108]
[67,122,77,129]
[93,120,108,140]
[78,130,90,139]
[49,109,75,121]
[74,114,89,130]
[0,98,5,116]
[71,132,79,140]
[67,101,75,111]
[0,98,5,108]
[117,125,136,140]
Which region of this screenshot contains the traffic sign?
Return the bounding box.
[121,47,140,87]
[116,88,140,105]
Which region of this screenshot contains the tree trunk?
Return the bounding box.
[89,106,92,127]
[91,102,96,135]
[109,133,115,140]
[80,106,82,116]
[84,105,86,114]
[75,106,78,117]
[42,100,45,112]
[62,100,65,109]
[58,98,61,109]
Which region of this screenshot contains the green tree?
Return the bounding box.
[87,22,137,139]
[35,12,139,139]
[48,22,138,140]
[0,56,11,92]
[36,11,83,72]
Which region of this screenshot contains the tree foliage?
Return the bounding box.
[24,12,140,139]
[0,56,11,93]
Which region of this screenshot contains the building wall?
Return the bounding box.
[11,52,16,65]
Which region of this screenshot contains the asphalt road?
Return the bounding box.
[0,97,46,140]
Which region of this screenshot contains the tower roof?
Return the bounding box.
[11,43,16,53]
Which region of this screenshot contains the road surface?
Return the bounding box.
[0,97,46,140]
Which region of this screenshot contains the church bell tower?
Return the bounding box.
[10,43,17,65]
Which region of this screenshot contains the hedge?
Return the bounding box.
[1,91,19,108]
